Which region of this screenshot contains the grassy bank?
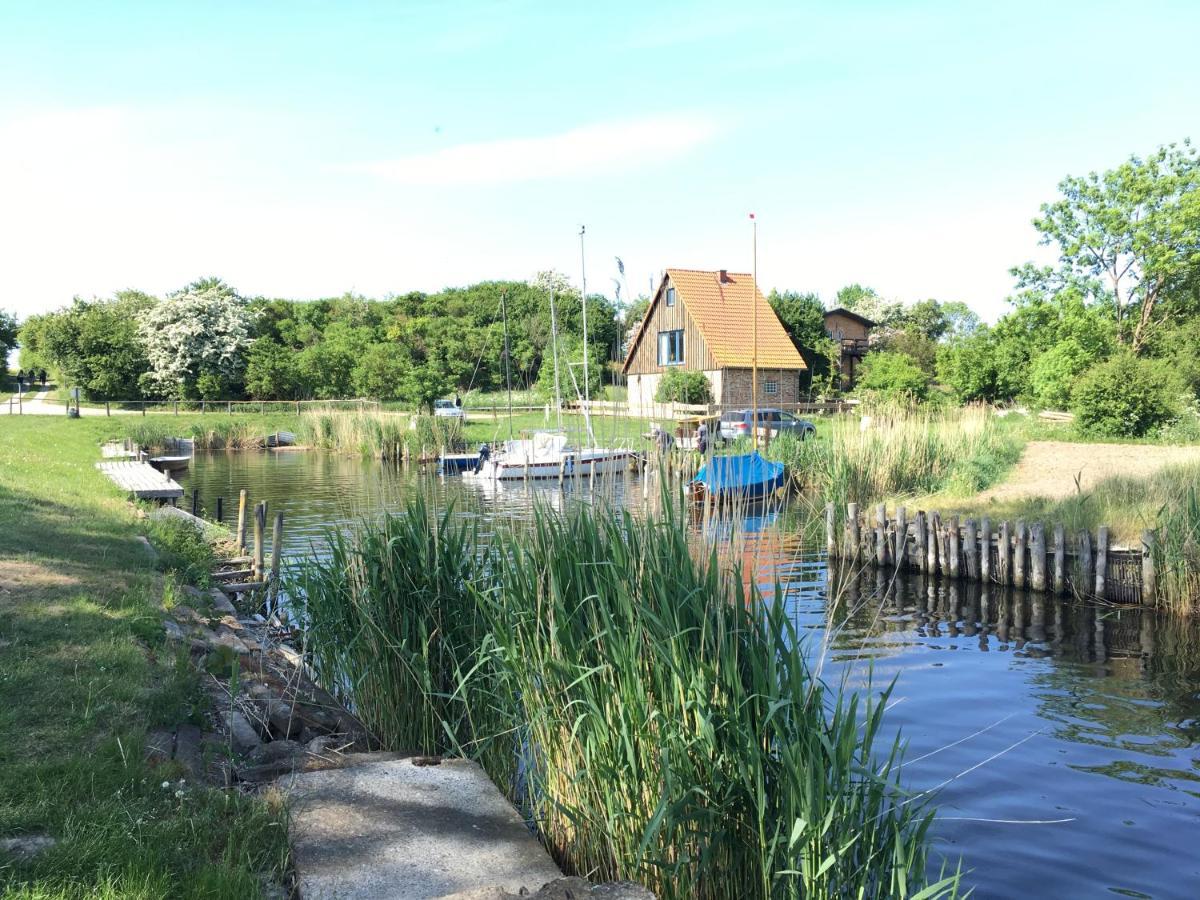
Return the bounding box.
[0,417,288,898]
[296,498,960,899]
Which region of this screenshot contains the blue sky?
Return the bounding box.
[1,0,1197,323]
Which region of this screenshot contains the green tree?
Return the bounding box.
[654,369,714,405]
[0,309,17,360]
[1014,140,1200,353]
[352,343,409,400]
[1028,339,1093,409]
[1071,353,1184,437]
[22,292,153,399]
[936,329,1002,402]
[856,351,929,401]
[244,339,308,399]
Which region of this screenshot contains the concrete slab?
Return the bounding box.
[279,754,562,900]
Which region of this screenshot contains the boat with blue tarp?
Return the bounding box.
[693,451,784,500]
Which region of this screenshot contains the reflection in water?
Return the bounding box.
[182,451,1200,900]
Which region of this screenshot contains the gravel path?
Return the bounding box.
[980,440,1200,501]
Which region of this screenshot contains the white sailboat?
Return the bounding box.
[465,233,638,482]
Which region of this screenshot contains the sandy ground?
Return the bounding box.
[980,440,1200,501]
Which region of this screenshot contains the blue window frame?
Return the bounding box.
[657,329,684,366]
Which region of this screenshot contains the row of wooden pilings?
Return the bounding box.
[195,488,285,605]
[825,502,1157,602]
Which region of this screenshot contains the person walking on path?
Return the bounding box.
[39,369,47,387]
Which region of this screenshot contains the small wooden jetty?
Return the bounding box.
[96,461,183,500]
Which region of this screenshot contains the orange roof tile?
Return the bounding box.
[623,268,806,372]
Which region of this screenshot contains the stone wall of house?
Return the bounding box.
[720,367,802,409]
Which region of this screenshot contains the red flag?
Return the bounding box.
[749,212,755,219]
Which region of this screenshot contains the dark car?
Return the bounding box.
[718,408,816,442]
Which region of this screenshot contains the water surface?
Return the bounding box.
[181,450,1200,899]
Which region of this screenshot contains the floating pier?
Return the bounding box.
[827,502,1155,604]
[96,461,183,501]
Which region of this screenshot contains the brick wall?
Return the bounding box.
[720,367,802,408]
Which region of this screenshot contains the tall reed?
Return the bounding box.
[770,404,1022,515]
[299,411,463,458]
[296,497,959,898]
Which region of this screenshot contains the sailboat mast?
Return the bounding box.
[751,213,759,452]
[549,278,563,430]
[579,225,590,412]
[501,289,514,443]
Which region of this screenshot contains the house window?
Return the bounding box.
[763,379,779,395]
[657,329,684,366]
[666,287,676,307]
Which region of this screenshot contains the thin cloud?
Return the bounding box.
[348,114,721,185]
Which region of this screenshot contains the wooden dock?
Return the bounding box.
[96,461,184,500]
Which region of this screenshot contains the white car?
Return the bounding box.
[433,399,465,419]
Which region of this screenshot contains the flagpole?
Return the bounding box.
[579,225,590,413]
[751,213,758,452]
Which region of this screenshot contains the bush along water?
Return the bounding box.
[295,497,960,899]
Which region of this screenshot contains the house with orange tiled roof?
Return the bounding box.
[621,268,807,414]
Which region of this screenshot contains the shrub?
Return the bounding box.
[654,369,713,404]
[1071,352,1184,438]
[1028,338,1095,409]
[856,351,929,401]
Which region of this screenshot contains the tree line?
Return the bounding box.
[15,273,622,411]
[768,140,1200,438]
[9,139,1196,436]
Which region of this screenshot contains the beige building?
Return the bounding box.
[622,268,807,414]
[822,308,875,388]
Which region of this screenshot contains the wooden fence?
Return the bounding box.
[826,502,1156,605]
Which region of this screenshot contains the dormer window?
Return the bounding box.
[666,287,676,307]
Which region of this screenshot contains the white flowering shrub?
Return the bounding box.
[137,281,255,398]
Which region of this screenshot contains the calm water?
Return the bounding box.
[181,451,1200,899]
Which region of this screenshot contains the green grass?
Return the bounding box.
[0,417,289,898]
[296,496,960,899]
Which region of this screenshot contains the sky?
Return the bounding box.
[2,0,1198,325]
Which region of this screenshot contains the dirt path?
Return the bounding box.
[980,440,1200,501]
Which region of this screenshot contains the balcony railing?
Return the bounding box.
[839,338,870,358]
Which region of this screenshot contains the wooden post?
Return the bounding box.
[894,507,907,571]
[1095,526,1109,599]
[1078,530,1093,595]
[998,521,1011,585]
[105,401,110,416]
[1141,529,1157,604]
[191,489,199,517]
[215,496,223,522]
[979,520,988,585]
[236,489,248,551]
[1053,523,1066,594]
[253,502,267,581]
[268,511,284,604]
[926,512,938,574]
[142,403,146,417]
[227,401,233,415]
[174,400,178,416]
[948,516,960,579]
[1030,522,1047,593]
[964,518,978,580]
[1013,521,1027,589]
[825,503,836,557]
[846,503,859,560]
[915,511,927,573]
[875,504,887,567]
